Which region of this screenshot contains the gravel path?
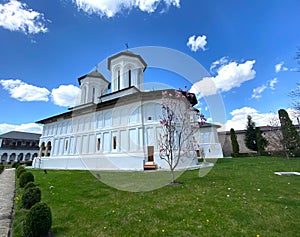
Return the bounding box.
[0,169,15,237]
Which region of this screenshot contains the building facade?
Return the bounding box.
[0,131,40,164]
[33,51,223,170]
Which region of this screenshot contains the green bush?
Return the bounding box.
[19,171,34,188]
[23,202,52,237]
[22,187,41,209]
[0,164,4,174]
[12,162,20,168]
[25,160,33,166]
[16,166,26,178]
[24,182,36,191]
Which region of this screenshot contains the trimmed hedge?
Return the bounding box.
[19,171,34,188]
[0,164,4,174]
[24,182,36,191]
[23,202,52,237]
[22,187,41,209]
[16,166,26,178]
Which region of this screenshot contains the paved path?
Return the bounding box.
[0,169,15,237]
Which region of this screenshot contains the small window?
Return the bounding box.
[97,138,101,151]
[113,136,117,150]
[117,70,120,91]
[147,116,152,121]
[65,140,69,151]
[128,69,131,87]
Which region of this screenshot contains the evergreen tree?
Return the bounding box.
[245,115,258,151]
[255,127,268,156]
[278,109,300,158]
[230,128,239,157]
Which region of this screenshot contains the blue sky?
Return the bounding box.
[0,0,299,134]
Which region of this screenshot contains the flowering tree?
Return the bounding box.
[159,88,206,184]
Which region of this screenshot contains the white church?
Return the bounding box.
[33,51,223,171]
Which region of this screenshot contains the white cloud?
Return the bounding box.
[72,0,180,17]
[0,123,42,134]
[0,79,50,102]
[191,59,256,98]
[223,107,299,131]
[0,0,48,34]
[212,60,256,93]
[51,85,81,107]
[251,84,267,99]
[269,78,278,90]
[275,61,288,73]
[210,57,228,72]
[186,35,207,52]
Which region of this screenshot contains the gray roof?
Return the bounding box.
[0,131,41,140]
[78,70,109,85]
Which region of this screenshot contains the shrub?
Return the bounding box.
[12,162,20,168]
[16,166,26,178]
[24,182,36,191]
[22,187,41,209]
[19,171,34,188]
[23,202,52,237]
[0,164,4,174]
[25,160,33,166]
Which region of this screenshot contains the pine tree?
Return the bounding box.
[278,109,300,158]
[230,128,239,157]
[255,127,268,156]
[245,115,258,151]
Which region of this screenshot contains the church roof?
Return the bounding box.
[107,51,147,71]
[0,131,41,140]
[78,70,110,86]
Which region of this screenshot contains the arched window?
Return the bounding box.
[117,70,120,90]
[128,69,132,87]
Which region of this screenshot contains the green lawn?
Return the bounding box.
[13,157,300,237]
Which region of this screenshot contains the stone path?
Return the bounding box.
[0,169,15,237]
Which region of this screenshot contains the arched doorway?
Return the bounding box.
[46,141,52,157]
[18,153,24,162]
[39,142,45,157]
[1,153,8,164]
[9,153,16,163]
[25,153,31,161]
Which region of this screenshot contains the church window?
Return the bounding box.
[113,136,117,150]
[65,140,68,151]
[147,116,152,121]
[117,70,120,90]
[97,138,101,151]
[128,69,132,87]
[92,87,95,102]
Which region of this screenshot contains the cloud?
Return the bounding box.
[72,0,180,17]
[0,122,42,134]
[186,35,207,52]
[275,61,288,73]
[0,0,48,34]
[251,84,267,99]
[269,78,278,90]
[212,60,256,93]
[0,79,50,102]
[223,107,299,131]
[191,59,256,98]
[210,57,228,72]
[51,85,81,107]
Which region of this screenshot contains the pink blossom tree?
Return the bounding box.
[159,88,206,184]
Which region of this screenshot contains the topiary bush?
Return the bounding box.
[0,164,4,174]
[24,181,36,191]
[23,202,52,237]
[12,162,20,168]
[16,165,26,178]
[19,171,34,188]
[22,187,41,209]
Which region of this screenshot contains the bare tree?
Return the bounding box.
[159,89,205,184]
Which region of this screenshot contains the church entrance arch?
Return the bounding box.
[1,153,8,163]
[46,141,52,157]
[39,142,45,157]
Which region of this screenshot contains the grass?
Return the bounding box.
[12,157,300,237]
